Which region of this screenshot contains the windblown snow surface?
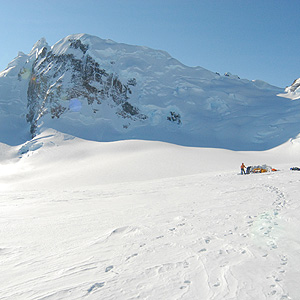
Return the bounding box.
[0,129,300,300]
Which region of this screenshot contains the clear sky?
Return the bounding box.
[0,0,299,88]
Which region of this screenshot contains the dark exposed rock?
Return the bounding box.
[69,38,89,54]
[167,111,181,125]
[289,78,300,92]
[122,102,139,116]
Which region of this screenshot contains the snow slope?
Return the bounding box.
[0,130,300,299]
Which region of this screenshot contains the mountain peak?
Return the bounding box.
[30,37,49,56]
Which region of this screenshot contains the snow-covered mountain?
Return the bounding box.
[278,78,300,100]
[0,33,299,150]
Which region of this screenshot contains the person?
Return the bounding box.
[241,163,246,175]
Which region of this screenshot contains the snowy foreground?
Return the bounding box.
[0,130,300,300]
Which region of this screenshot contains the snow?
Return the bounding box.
[0,129,300,299]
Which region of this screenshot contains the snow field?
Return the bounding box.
[0,130,299,299]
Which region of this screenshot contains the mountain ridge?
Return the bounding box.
[0,33,299,150]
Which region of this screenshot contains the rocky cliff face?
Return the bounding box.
[1,33,300,150]
[23,37,147,136]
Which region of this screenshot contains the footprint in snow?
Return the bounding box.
[105,265,113,272]
[126,253,138,261]
[180,280,191,290]
[280,255,288,265]
[204,237,211,244]
[87,282,105,293]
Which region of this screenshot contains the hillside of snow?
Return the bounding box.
[0,130,300,299]
[1,33,300,150]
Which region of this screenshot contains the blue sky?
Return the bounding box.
[0,0,299,87]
